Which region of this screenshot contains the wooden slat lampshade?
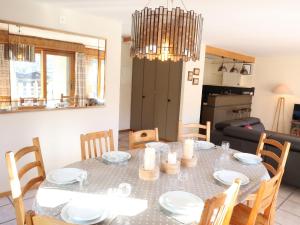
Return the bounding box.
[131,7,203,62]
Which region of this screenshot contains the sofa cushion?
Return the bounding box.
[250,123,265,132]
[268,132,300,153]
[223,126,262,143]
[215,117,262,130]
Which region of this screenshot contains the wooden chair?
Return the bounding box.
[26,210,74,225]
[178,121,211,142]
[230,170,284,225]
[256,133,291,177]
[80,129,115,160]
[199,179,241,225]
[60,94,78,106]
[129,128,159,149]
[5,138,46,225]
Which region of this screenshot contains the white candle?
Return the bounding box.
[168,152,177,164]
[183,139,194,159]
[144,147,156,170]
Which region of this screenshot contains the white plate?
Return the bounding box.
[61,202,108,225]
[102,151,131,163]
[145,142,169,152]
[213,170,250,186]
[159,191,204,215]
[233,153,262,165]
[46,168,85,185]
[194,141,215,150]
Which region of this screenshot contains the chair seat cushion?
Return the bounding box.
[230,203,268,225]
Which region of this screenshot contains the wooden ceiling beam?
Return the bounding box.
[206,45,255,63]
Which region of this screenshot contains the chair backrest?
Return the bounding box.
[256,133,291,176]
[178,121,211,142]
[0,96,11,109]
[129,128,159,149]
[60,94,78,106]
[199,179,241,225]
[20,97,38,105]
[245,170,284,225]
[26,210,74,225]
[80,129,115,160]
[5,138,46,225]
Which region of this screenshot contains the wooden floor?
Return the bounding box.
[0,131,299,225]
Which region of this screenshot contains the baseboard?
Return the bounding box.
[0,190,11,198]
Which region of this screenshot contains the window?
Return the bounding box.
[46,53,72,102]
[10,53,42,99]
[86,55,105,101]
[86,57,98,99]
[10,51,74,106]
[0,22,107,112]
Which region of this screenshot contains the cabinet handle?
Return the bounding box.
[168,99,171,102]
[142,96,145,99]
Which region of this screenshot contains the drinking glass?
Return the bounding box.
[177,170,188,190]
[118,183,132,197]
[221,141,230,152]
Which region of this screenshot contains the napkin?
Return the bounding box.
[161,208,200,224]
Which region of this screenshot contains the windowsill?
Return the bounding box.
[0,104,106,114]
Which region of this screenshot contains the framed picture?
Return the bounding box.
[192,78,199,85]
[243,64,252,74]
[193,68,200,75]
[188,71,193,81]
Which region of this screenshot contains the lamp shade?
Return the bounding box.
[272,84,293,95]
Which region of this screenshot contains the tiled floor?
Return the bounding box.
[1,131,299,225]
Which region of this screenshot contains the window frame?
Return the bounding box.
[36,48,75,102]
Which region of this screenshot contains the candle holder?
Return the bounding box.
[161,160,181,174]
[160,142,182,174]
[181,138,197,167]
[139,166,159,181]
[181,156,198,167]
[138,148,160,181]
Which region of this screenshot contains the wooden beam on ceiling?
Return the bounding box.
[206,45,255,63]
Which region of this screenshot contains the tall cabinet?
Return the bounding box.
[130,58,183,141]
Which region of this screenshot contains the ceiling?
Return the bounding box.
[34,0,300,56]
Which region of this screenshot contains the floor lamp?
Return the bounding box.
[271,84,292,132]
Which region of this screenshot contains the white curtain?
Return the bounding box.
[75,52,87,107]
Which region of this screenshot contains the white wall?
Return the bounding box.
[119,42,132,130]
[179,44,206,123]
[0,0,122,192]
[252,55,300,133]
[203,59,223,86]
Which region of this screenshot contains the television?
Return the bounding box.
[292,104,300,121]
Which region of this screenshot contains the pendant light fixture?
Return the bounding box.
[218,56,227,72]
[131,0,204,62]
[240,63,249,75]
[230,60,239,73]
[5,25,35,62]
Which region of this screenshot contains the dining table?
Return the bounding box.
[33,144,269,225]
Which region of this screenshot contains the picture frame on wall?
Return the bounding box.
[192,78,199,85]
[188,71,193,81]
[193,68,200,75]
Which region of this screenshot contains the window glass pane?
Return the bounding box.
[46,54,70,102]
[10,53,41,99]
[86,58,98,98]
[100,60,105,101]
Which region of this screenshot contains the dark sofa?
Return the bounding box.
[211,117,300,188]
